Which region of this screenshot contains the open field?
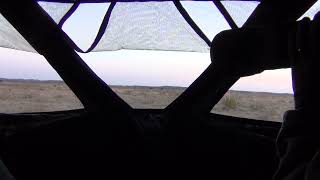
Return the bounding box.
[0,79,294,122]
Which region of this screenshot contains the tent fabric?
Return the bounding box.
[38,2,74,23]
[0,2,73,53]
[93,2,210,52]
[0,15,36,52]
[0,1,259,53]
[61,2,116,53]
[213,0,238,29]
[221,1,260,27]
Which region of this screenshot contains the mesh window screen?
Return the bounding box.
[181,1,231,41]
[0,15,35,52]
[0,1,261,53]
[0,2,72,53]
[38,2,73,23]
[93,2,210,52]
[61,3,111,50]
[221,1,260,27]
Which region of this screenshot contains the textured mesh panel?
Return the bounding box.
[38,2,73,23]
[0,14,36,52]
[221,1,259,27]
[61,3,111,50]
[0,1,259,53]
[0,2,72,52]
[93,2,210,52]
[181,1,230,40]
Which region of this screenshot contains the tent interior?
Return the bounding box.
[0,0,320,179]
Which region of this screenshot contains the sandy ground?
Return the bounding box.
[0,80,294,122]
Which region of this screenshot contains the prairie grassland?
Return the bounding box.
[0,80,294,122]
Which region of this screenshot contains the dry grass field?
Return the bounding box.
[0,79,294,122]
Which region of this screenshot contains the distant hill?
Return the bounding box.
[0,77,291,95]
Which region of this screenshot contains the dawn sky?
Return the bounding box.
[1,1,319,94]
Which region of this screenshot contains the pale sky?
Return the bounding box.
[1,1,319,94]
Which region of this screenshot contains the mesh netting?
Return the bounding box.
[38,2,73,23]
[0,14,36,52]
[61,3,111,50]
[180,1,231,40]
[0,1,261,53]
[221,1,260,27]
[93,2,210,52]
[0,2,72,53]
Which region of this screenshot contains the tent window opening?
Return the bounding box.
[0,48,83,114]
[212,69,294,122]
